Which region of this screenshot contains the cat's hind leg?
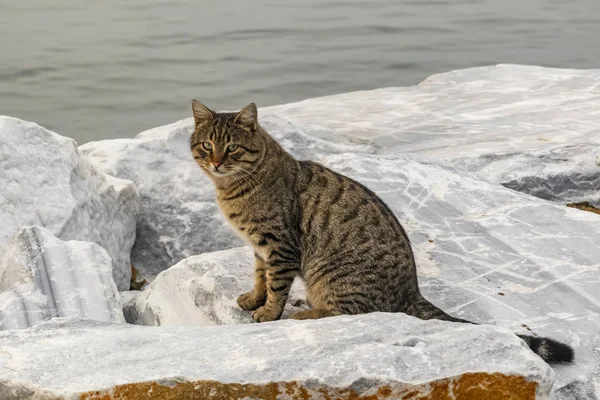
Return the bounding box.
[291,280,344,320]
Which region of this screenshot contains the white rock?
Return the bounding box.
[265,64,600,205]
[0,117,138,290]
[266,64,600,157]
[0,315,553,399]
[0,227,124,330]
[133,247,307,326]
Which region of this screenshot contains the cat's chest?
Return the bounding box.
[218,197,259,239]
[218,197,279,261]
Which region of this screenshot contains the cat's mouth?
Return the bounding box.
[209,166,232,177]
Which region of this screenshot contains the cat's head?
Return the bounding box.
[190,100,265,178]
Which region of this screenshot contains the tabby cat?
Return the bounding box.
[190,100,573,363]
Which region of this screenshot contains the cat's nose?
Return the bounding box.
[211,161,222,169]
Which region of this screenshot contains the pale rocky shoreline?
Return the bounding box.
[1,65,599,399]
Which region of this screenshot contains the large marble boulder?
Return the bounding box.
[131,247,307,326]
[0,227,124,330]
[0,315,553,399]
[0,117,138,290]
[265,64,600,205]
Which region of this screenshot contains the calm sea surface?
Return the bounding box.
[1,0,599,143]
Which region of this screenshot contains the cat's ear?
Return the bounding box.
[191,99,215,127]
[234,103,258,130]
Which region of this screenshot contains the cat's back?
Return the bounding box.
[296,160,416,312]
[296,160,411,260]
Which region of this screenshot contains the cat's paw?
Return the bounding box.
[237,291,265,311]
[251,305,281,323]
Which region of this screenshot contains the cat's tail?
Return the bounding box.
[404,294,574,364]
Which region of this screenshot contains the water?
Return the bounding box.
[1,0,599,144]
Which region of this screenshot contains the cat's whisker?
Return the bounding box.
[234,168,262,198]
[236,168,265,193]
[232,169,250,192]
[231,170,244,191]
[235,169,256,191]
[243,172,264,198]
[236,172,254,196]
[237,169,262,199]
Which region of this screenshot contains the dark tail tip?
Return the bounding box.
[518,334,574,363]
[407,296,574,363]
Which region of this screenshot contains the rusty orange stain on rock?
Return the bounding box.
[567,201,600,215]
[79,372,537,400]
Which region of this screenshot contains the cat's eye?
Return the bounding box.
[227,144,239,152]
[202,142,213,151]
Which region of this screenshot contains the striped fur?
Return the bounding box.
[189,100,574,364]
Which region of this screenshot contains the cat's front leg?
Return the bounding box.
[251,249,299,323]
[237,253,267,311]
